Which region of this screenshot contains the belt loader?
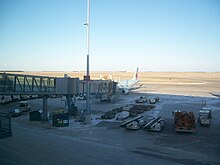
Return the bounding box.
[143,117,165,132]
[120,116,144,130]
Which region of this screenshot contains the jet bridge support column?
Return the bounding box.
[66,95,76,115]
[42,95,49,122]
[66,95,72,112]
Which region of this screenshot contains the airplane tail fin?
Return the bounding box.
[132,67,139,80]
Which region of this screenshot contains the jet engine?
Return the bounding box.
[121,88,129,95]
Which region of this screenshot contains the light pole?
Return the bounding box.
[84,0,91,124]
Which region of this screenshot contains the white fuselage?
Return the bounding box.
[117,68,139,94]
[118,79,139,89]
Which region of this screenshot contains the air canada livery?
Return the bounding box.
[118,68,139,94]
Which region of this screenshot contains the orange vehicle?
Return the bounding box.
[174,111,196,133]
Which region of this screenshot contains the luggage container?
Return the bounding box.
[29,110,42,121]
[52,113,69,127]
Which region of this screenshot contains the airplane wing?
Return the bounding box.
[210,92,220,98]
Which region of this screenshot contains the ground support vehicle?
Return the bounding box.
[143,117,165,132]
[115,111,129,120]
[149,97,159,104]
[19,101,31,112]
[174,111,196,133]
[126,116,151,130]
[135,96,147,103]
[10,108,22,117]
[0,95,12,104]
[126,121,140,130]
[120,115,144,127]
[198,107,212,127]
[149,98,156,104]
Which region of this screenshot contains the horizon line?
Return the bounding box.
[1,70,220,73]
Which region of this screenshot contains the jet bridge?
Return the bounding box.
[79,80,117,102]
[0,73,118,122]
[0,73,56,95]
[0,73,79,121]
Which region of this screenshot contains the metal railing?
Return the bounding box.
[0,73,56,95]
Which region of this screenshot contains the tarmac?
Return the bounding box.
[0,90,220,165]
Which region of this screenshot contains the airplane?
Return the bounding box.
[210,92,220,98]
[117,68,140,94]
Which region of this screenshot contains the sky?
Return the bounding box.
[0,0,220,72]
